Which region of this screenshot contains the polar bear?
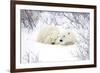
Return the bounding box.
[37,25,59,45]
[55,29,76,45]
[37,25,76,45]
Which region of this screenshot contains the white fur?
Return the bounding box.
[37,25,59,44]
[37,25,76,45]
[55,29,76,45]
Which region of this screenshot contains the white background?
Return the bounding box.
[0,0,100,73]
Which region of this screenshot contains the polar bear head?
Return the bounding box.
[55,29,76,45]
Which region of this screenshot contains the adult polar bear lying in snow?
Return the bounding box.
[37,25,76,45]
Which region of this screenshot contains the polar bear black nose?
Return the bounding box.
[51,42,55,45]
[60,39,63,42]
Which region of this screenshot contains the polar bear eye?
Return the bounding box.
[68,32,70,35]
[63,35,65,37]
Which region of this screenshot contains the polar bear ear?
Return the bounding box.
[63,35,65,37]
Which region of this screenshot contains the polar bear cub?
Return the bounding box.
[37,25,59,44]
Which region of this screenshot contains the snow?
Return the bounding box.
[21,29,79,63]
[20,10,90,64]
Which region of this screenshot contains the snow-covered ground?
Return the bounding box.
[20,10,90,64]
[21,29,80,63]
